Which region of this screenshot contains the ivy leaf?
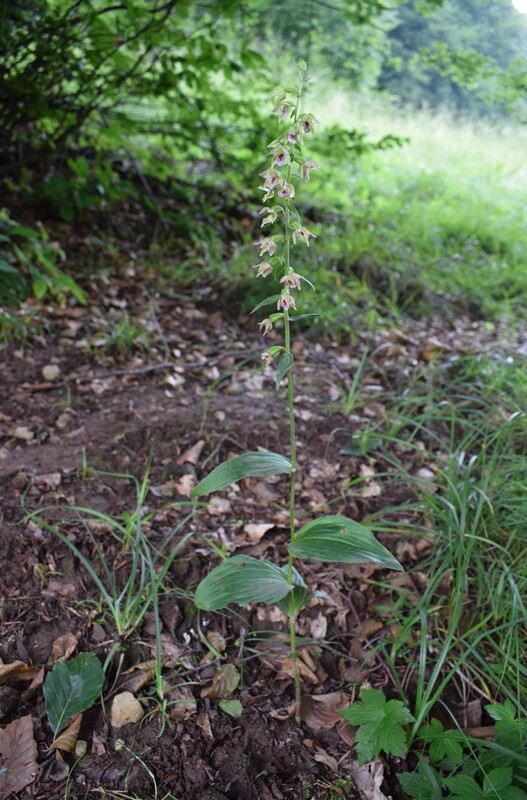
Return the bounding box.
[341,689,414,764]
[191,451,292,496]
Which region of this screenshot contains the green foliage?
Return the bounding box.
[341,688,415,764]
[417,718,464,766]
[194,556,294,611]
[0,209,85,306]
[401,702,527,799]
[379,0,527,116]
[191,451,292,496]
[0,0,267,167]
[289,515,402,569]
[43,653,104,734]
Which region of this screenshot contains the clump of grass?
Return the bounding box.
[353,352,527,727]
[26,470,195,704]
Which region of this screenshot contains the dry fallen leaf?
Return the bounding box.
[206,631,226,654]
[313,745,339,773]
[207,496,231,515]
[201,664,240,699]
[34,472,62,489]
[48,713,82,754]
[177,440,205,466]
[300,691,350,731]
[167,685,197,721]
[174,474,195,495]
[196,709,213,738]
[244,522,275,542]
[47,632,80,665]
[0,714,38,800]
[349,757,389,800]
[0,661,41,685]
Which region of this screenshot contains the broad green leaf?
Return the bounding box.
[341,689,414,764]
[398,760,444,800]
[483,768,514,795]
[444,774,484,800]
[43,653,104,733]
[192,451,291,496]
[289,515,402,570]
[485,700,518,723]
[418,718,464,765]
[277,564,308,616]
[32,276,48,300]
[219,699,243,718]
[0,258,18,274]
[250,294,281,314]
[194,555,292,611]
[276,352,294,388]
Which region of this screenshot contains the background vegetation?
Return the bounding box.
[1,0,527,332]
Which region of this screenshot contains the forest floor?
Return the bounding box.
[0,262,519,800]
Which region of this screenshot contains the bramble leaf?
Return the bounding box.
[485,699,517,723]
[194,555,292,611]
[444,773,485,800]
[398,759,444,800]
[192,451,292,496]
[341,688,414,764]
[418,718,464,765]
[289,515,402,570]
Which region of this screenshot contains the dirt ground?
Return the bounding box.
[0,272,509,799]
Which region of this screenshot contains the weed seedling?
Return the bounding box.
[192,63,402,715]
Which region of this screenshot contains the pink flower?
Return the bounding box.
[280,271,302,291]
[301,159,320,181]
[253,261,272,278]
[270,144,291,168]
[292,226,316,246]
[277,182,295,200]
[300,113,319,134]
[277,291,296,311]
[258,318,273,335]
[255,238,277,257]
[287,127,301,144]
[259,168,281,190]
[272,101,292,120]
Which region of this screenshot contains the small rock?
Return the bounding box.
[42,364,60,381]
[110,692,144,728]
[12,426,34,441]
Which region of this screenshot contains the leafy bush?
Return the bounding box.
[0,209,85,305]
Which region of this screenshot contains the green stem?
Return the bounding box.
[283,74,306,717]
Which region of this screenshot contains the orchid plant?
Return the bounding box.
[192,62,402,714]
